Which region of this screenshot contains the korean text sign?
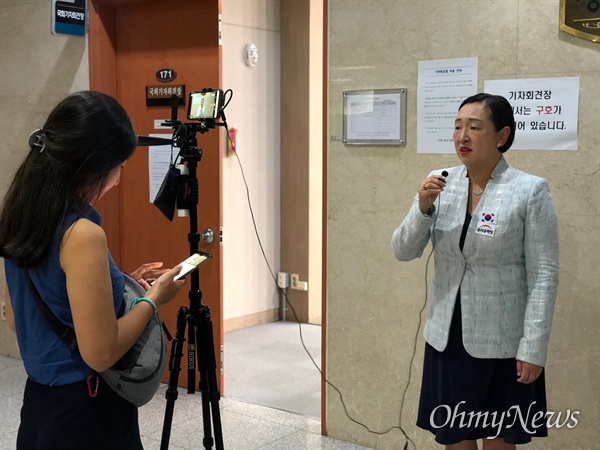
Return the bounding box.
[484,77,579,150]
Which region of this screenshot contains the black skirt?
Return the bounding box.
[416,298,548,445]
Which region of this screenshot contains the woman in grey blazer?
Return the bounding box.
[392,93,559,450]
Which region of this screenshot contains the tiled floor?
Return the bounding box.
[224,321,322,418]
[0,322,371,450]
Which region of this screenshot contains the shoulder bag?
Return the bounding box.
[24,271,166,407]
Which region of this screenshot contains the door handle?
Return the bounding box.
[201,228,214,244]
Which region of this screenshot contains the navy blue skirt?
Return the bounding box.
[416,297,548,445]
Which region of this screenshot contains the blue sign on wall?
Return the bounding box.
[52,0,87,37]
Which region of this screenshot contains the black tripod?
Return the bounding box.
[160,144,224,450]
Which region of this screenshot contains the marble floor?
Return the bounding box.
[0,321,371,450]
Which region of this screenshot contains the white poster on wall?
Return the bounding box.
[484,77,579,150]
[417,57,478,154]
[148,134,174,203]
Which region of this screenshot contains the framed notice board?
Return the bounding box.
[343,89,407,145]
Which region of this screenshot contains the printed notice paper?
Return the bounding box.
[484,77,579,150]
[147,134,173,203]
[417,57,478,154]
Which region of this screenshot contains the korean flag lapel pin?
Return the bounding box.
[475,212,497,237]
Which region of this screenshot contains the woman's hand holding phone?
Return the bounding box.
[133,253,210,307]
[143,265,186,308]
[130,262,169,288]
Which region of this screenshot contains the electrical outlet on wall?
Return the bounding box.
[290,274,299,289]
[1,301,6,321]
[277,272,289,288]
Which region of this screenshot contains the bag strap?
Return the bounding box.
[24,270,79,353]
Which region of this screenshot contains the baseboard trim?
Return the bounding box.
[224,308,280,333]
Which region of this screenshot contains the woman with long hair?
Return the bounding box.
[1,91,186,449]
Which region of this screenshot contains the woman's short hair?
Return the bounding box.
[459,93,516,153]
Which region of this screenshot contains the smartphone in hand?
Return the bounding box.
[173,252,212,281]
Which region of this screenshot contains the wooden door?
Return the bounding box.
[88,0,223,390]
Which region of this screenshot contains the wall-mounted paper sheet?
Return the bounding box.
[147,134,174,203]
[417,57,478,154]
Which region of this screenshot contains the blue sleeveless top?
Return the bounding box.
[4,208,125,386]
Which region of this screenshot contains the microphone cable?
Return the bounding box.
[394,186,444,450]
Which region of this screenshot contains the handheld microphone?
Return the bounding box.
[438,170,449,181]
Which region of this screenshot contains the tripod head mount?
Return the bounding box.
[139,91,230,221]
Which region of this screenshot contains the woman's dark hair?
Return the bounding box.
[459,93,516,153]
[0,91,137,268]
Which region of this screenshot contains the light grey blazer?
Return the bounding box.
[391,157,559,366]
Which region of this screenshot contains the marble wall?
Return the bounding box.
[0,0,89,356]
[326,1,599,448]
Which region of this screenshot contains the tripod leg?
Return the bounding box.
[198,368,215,450]
[196,307,224,450]
[161,307,189,450]
[204,368,224,450]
